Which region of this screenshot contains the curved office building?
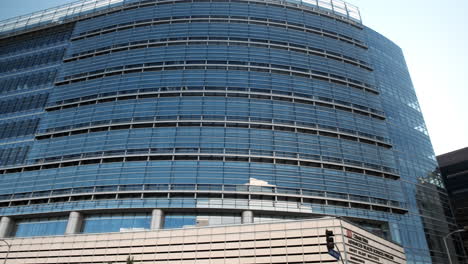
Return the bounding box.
[0,0,463,263]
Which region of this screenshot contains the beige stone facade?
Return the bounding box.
[0,217,405,264]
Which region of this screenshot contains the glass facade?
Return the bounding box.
[81,213,151,233]
[13,217,68,237]
[0,0,463,263]
[164,213,241,229]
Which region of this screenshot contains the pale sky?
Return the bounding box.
[0,0,467,155]
[350,0,468,155]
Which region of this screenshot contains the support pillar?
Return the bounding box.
[242,210,253,224]
[65,211,83,235]
[151,209,164,230]
[0,216,14,238]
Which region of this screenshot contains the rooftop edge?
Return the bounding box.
[0,0,361,39]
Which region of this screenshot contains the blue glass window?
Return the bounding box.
[14,217,67,237]
[81,213,151,233]
[164,213,241,229]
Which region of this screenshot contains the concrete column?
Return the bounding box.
[151,209,164,230]
[0,216,14,238]
[65,211,83,235]
[242,210,253,224]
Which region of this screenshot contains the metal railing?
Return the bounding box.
[0,0,361,37]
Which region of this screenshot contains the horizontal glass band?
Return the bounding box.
[56,61,377,94]
[0,185,406,215]
[1,153,399,179]
[65,37,372,71]
[36,119,391,148]
[71,15,367,49]
[46,89,385,120]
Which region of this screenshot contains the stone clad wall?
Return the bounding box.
[0,218,405,264]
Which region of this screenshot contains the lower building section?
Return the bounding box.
[0,217,405,264]
[0,208,396,240]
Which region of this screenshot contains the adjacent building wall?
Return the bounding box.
[438,147,468,255]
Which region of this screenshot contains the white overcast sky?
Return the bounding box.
[0,0,467,155]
